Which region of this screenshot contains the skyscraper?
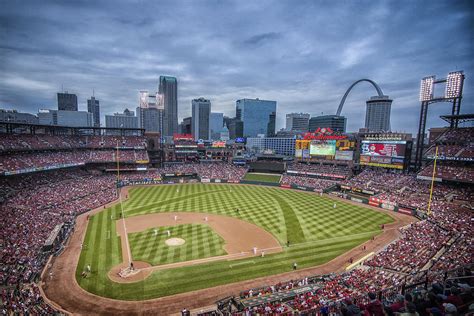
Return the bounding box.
[105,109,138,129]
[137,107,162,133]
[309,115,347,132]
[159,76,178,136]
[57,92,78,111]
[137,90,163,133]
[180,117,192,135]
[235,98,277,137]
[87,96,100,127]
[210,112,224,140]
[286,113,310,132]
[192,98,211,140]
[365,96,392,132]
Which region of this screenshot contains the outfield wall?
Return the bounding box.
[328,191,416,215]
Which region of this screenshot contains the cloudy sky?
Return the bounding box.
[1,0,473,133]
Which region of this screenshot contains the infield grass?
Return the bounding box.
[129,223,226,266]
[76,183,393,300]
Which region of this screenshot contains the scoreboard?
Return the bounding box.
[360,140,407,169]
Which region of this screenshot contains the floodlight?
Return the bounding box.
[419,76,435,101]
[445,71,463,98]
[156,94,164,110]
[139,91,149,108]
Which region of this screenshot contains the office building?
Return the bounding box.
[309,115,347,132]
[136,107,162,133]
[57,92,78,111]
[159,76,178,136]
[105,109,138,129]
[267,112,276,137]
[228,118,244,139]
[286,113,310,132]
[192,98,211,140]
[365,96,392,132]
[210,112,224,140]
[236,98,277,137]
[180,117,192,135]
[0,109,38,124]
[137,90,164,133]
[87,96,100,127]
[38,109,92,127]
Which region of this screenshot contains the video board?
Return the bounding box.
[360,140,407,169]
[310,140,336,156]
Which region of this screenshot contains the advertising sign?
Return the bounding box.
[335,150,354,161]
[360,140,407,169]
[310,140,336,156]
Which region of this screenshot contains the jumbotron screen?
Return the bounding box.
[310,140,336,156]
[360,140,407,169]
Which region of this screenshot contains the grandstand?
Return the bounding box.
[0,123,472,315]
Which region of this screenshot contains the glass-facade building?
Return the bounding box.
[236,98,277,137]
[57,92,78,111]
[210,112,224,140]
[87,96,100,127]
[309,115,347,132]
[159,76,178,136]
[365,96,392,132]
[192,98,211,140]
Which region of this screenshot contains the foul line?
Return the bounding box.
[229,260,255,268]
[118,190,132,266]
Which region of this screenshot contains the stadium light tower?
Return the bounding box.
[414,71,465,170]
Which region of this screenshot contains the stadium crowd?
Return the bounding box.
[287,161,352,178]
[0,134,147,151]
[0,149,149,172]
[280,175,338,192]
[0,169,117,314]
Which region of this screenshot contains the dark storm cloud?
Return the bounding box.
[0,0,472,133]
[243,32,282,46]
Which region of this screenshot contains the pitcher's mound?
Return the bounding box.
[166,238,185,246]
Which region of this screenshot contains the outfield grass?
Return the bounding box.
[129,223,226,266]
[76,183,393,300]
[243,173,282,183]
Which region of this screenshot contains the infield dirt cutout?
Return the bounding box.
[166,237,186,246]
[110,212,283,283]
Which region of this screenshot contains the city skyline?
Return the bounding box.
[1,1,473,134]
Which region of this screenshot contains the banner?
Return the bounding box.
[398,207,414,215]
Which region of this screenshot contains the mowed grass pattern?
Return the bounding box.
[129,224,226,266]
[76,183,393,300]
[243,173,282,183]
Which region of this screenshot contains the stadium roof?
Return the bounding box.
[440,113,474,125]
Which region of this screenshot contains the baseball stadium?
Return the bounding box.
[1,113,473,315]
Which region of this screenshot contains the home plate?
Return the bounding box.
[165,238,185,246]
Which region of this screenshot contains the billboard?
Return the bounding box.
[310,140,336,156]
[295,140,311,158]
[360,140,407,169]
[212,141,226,148]
[335,150,353,161]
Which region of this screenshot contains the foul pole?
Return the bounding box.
[426,146,439,217]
